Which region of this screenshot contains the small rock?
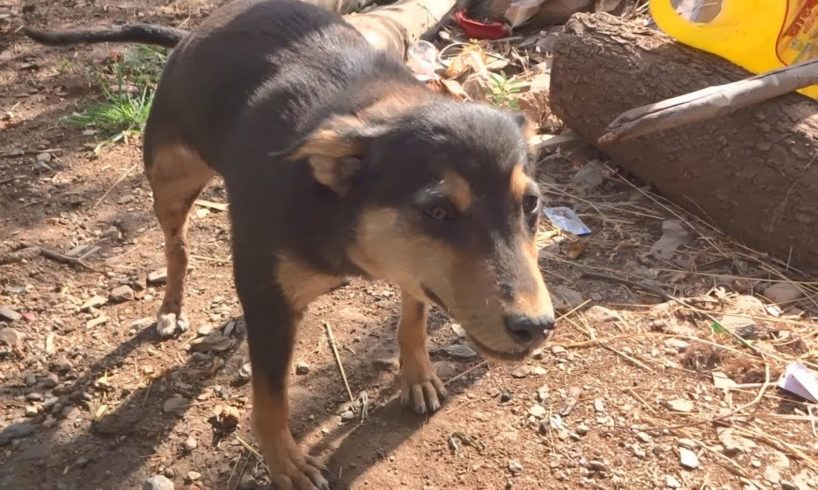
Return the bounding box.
[679,447,699,469]
[593,399,606,413]
[432,361,457,381]
[450,323,466,338]
[238,475,258,490]
[650,220,690,260]
[190,332,233,352]
[238,362,252,381]
[530,366,546,376]
[550,345,567,355]
[295,362,310,375]
[187,471,201,482]
[772,451,790,470]
[441,343,477,359]
[109,285,135,303]
[0,306,22,323]
[147,269,168,286]
[500,390,513,403]
[633,445,646,459]
[163,394,189,414]
[507,459,523,475]
[716,428,756,455]
[0,327,23,346]
[85,316,109,329]
[663,338,689,353]
[41,373,59,388]
[764,466,781,484]
[636,432,652,443]
[129,317,155,330]
[183,435,198,451]
[50,356,73,374]
[0,422,36,446]
[664,475,682,488]
[24,405,38,417]
[781,480,798,490]
[677,438,698,450]
[81,295,108,311]
[197,325,213,336]
[550,285,584,313]
[36,152,52,162]
[588,460,609,474]
[575,423,589,436]
[371,357,398,371]
[528,404,546,419]
[511,366,531,378]
[571,161,605,189]
[340,410,355,422]
[142,475,174,490]
[665,398,694,413]
[764,283,803,304]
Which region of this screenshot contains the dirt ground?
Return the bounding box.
[2,1,818,489]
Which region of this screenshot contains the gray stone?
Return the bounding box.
[295,361,310,375]
[679,447,699,469]
[0,422,36,446]
[666,398,694,413]
[162,395,189,414]
[764,283,803,304]
[507,459,523,475]
[50,356,73,374]
[528,404,546,419]
[441,343,477,359]
[663,338,689,353]
[764,466,781,484]
[80,295,108,311]
[142,475,174,490]
[0,306,22,323]
[0,327,23,346]
[340,410,355,422]
[450,323,466,338]
[109,285,135,303]
[664,475,682,488]
[147,269,168,286]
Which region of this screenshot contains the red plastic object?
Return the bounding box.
[453,10,510,40]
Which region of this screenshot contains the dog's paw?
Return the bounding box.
[400,355,448,414]
[155,312,188,339]
[263,431,329,490]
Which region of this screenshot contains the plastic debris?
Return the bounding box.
[778,363,818,403]
[453,11,510,40]
[543,207,591,236]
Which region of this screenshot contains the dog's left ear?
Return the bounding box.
[283,114,387,195]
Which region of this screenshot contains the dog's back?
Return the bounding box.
[144,0,412,172]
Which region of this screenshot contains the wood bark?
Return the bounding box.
[550,13,818,270]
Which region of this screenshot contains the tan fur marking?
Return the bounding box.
[510,164,530,204]
[442,171,473,213]
[276,255,345,312]
[397,291,429,351]
[511,241,553,315]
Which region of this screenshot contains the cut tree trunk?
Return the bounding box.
[550,13,818,270]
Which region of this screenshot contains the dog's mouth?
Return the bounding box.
[421,284,549,361]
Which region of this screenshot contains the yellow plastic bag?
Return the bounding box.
[650,0,818,99]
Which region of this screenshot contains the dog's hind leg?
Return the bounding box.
[145,144,215,338]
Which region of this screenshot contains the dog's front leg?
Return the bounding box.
[235,253,331,490]
[398,290,447,414]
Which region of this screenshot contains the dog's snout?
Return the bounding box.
[503,314,555,345]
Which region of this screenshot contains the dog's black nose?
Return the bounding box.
[504,314,555,345]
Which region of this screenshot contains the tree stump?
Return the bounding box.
[550,13,818,270]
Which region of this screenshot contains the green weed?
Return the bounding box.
[486,72,525,110]
[66,45,167,153]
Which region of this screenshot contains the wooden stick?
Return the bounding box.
[599,57,818,143]
[324,321,355,404]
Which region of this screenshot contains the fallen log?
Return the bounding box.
[550,13,818,270]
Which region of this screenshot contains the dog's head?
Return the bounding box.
[287,96,554,360]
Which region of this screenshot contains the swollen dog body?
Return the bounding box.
[24,1,555,487]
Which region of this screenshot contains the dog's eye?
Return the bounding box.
[522,195,540,214]
[424,204,454,221]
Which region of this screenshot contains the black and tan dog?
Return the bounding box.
[24,1,555,487]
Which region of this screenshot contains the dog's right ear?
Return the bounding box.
[272,115,387,195]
